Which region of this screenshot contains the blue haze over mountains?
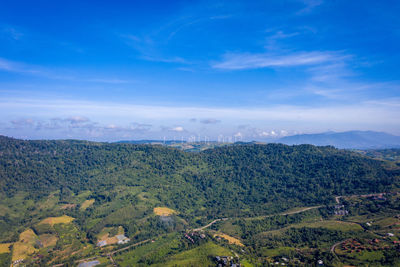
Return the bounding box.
[277,131,400,149]
[118,131,400,149]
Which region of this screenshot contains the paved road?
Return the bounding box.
[280,206,323,216]
[193,218,228,231]
[192,205,323,233]
[335,192,389,204]
[59,239,151,267]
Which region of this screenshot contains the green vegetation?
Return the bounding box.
[0,135,399,265]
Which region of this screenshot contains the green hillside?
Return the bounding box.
[0,135,399,266]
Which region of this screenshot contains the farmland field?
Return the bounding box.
[153,207,177,216]
[39,215,75,226]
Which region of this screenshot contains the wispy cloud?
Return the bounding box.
[83,78,131,84]
[0,58,42,74]
[267,30,300,41]
[1,26,24,40]
[0,57,135,84]
[120,34,189,64]
[212,51,343,70]
[296,0,324,14]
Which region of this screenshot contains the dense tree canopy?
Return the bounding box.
[0,135,397,217]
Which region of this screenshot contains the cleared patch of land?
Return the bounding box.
[162,241,233,266]
[153,207,177,216]
[0,243,12,253]
[39,234,58,247]
[80,199,95,210]
[214,232,244,246]
[258,220,363,238]
[60,203,76,210]
[39,215,74,226]
[260,246,296,257]
[12,229,38,262]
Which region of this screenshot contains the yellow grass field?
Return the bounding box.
[0,243,12,253]
[39,215,74,226]
[39,234,58,247]
[80,199,95,210]
[12,229,38,262]
[214,233,244,246]
[153,207,177,216]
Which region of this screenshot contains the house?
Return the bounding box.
[116,234,130,244]
[97,240,107,247]
[78,260,101,267]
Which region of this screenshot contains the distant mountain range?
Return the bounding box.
[116,131,400,150]
[277,131,400,149]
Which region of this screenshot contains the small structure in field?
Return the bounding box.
[116,234,130,244]
[78,260,100,267]
[97,240,107,247]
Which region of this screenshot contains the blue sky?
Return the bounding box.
[0,0,399,141]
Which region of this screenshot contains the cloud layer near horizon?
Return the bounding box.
[1,96,398,141]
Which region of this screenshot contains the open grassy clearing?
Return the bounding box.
[75,190,92,201]
[153,207,177,216]
[12,229,38,262]
[216,220,242,237]
[214,232,244,246]
[38,192,59,210]
[114,233,181,266]
[256,219,363,238]
[260,246,296,257]
[39,234,58,247]
[60,203,76,209]
[0,243,12,253]
[373,217,400,228]
[80,199,95,210]
[39,215,74,226]
[158,241,234,267]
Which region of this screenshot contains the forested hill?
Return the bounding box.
[1,135,398,218]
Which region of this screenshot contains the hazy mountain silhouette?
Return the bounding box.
[278,131,400,149]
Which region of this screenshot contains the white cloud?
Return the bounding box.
[0,57,135,84]
[171,126,184,132]
[212,51,342,70]
[1,97,400,138]
[0,58,41,74]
